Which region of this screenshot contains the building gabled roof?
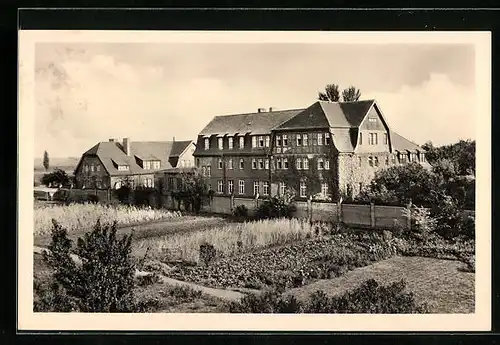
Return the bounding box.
[199,108,305,137]
[390,131,423,153]
[78,140,193,176]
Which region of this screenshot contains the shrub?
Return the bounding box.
[228,279,428,314]
[255,196,296,220]
[136,272,161,287]
[431,195,474,240]
[199,243,217,266]
[42,219,137,312]
[233,204,249,218]
[167,285,203,302]
[87,194,100,204]
[403,206,437,242]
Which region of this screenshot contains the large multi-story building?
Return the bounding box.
[194,100,430,201]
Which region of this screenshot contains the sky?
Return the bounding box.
[34,41,476,158]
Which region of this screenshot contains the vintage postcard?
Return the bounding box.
[18,30,491,331]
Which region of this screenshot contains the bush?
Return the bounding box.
[228,279,428,314]
[431,195,475,240]
[233,204,249,218]
[136,272,161,287]
[199,243,217,266]
[42,219,137,312]
[87,194,100,203]
[255,196,296,220]
[403,206,437,242]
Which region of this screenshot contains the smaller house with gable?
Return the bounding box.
[74,137,195,190]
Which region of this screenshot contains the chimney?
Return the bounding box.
[258,108,267,113]
[123,138,130,156]
[109,138,115,142]
[269,107,274,112]
[173,136,176,142]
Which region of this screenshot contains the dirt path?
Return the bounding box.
[34,246,244,302]
[34,216,228,248]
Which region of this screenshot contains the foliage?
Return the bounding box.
[318,84,341,102]
[422,139,475,176]
[430,195,475,240]
[199,243,217,266]
[41,168,71,187]
[171,170,212,213]
[43,150,50,170]
[227,279,427,314]
[356,162,440,207]
[136,272,161,287]
[255,196,297,220]
[87,194,100,203]
[42,219,137,312]
[403,206,437,242]
[341,86,362,102]
[34,203,181,236]
[233,204,249,218]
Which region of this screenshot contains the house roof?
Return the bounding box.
[390,131,423,153]
[78,140,193,176]
[199,108,305,137]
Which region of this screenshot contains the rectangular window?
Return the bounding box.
[296,158,302,170]
[385,155,389,165]
[277,159,283,170]
[253,181,259,196]
[321,183,328,198]
[283,158,289,169]
[144,161,151,170]
[204,138,209,150]
[265,136,270,147]
[118,165,129,171]
[228,158,233,170]
[317,158,324,170]
[252,136,257,148]
[369,133,374,145]
[168,177,174,190]
[239,158,244,169]
[276,135,282,146]
[258,136,264,147]
[196,158,200,168]
[239,180,245,194]
[252,158,257,169]
[303,134,308,146]
[300,181,307,198]
[318,133,324,146]
[368,156,373,167]
[263,182,269,196]
[90,164,95,172]
[218,137,223,150]
[392,154,397,165]
[383,133,388,145]
[218,159,223,169]
[202,166,206,176]
[283,135,288,146]
[239,136,244,149]
[369,117,377,123]
[325,159,330,170]
[297,134,302,146]
[228,137,234,149]
[325,133,331,145]
[206,166,211,177]
[154,161,161,170]
[258,159,264,170]
[217,180,224,193]
[279,182,286,196]
[265,159,269,170]
[144,178,153,188]
[359,133,363,145]
[374,157,379,167]
[375,133,378,145]
[228,180,234,194]
[96,165,100,172]
[303,158,309,170]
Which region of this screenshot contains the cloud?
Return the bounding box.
[364,73,475,146]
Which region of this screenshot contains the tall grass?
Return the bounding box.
[140,218,329,263]
[34,203,182,236]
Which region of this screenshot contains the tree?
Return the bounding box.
[41,168,71,187]
[42,219,136,312]
[422,139,475,176]
[342,86,361,102]
[43,150,50,171]
[318,84,340,102]
[171,169,213,213]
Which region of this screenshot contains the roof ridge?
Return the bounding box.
[213,108,306,118]
[318,99,375,104]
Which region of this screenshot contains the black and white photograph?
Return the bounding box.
[18,30,491,331]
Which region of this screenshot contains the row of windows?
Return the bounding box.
[83,164,101,173]
[214,180,329,198]
[359,152,425,167]
[113,178,154,190]
[201,157,331,172]
[204,132,333,150]
[359,132,388,146]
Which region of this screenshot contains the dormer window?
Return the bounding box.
[258,136,265,147]
[204,138,209,150]
[218,137,223,150]
[228,137,233,149]
[297,135,303,146]
[239,136,244,149]
[252,136,257,148]
[283,135,288,147]
[317,133,324,146]
[303,134,308,146]
[265,136,270,147]
[325,133,330,145]
[118,165,129,171]
[276,135,282,146]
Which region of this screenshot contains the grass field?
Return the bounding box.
[34,203,183,236]
[286,255,475,314]
[137,218,329,263]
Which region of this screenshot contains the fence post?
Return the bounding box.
[337,199,343,223]
[370,202,375,229]
[406,200,412,230]
[307,196,312,224]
